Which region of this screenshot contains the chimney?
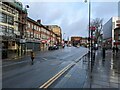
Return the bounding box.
[37,20,41,24]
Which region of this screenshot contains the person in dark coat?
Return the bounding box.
[112,46,115,53]
[116,46,119,53]
[102,45,106,59]
[30,51,35,64]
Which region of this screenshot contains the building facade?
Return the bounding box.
[80,37,88,47]
[71,36,82,46]
[103,17,120,48]
[45,25,62,46]
[26,18,58,51]
[1,0,63,59]
[0,0,27,59]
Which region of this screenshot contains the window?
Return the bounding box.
[39,28,41,31]
[36,26,38,31]
[2,4,7,10]
[7,7,12,13]
[8,27,14,34]
[34,25,36,30]
[1,13,7,23]
[12,9,16,14]
[32,24,34,29]
[27,31,30,38]
[0,25,7,35]
[12,41,15,46]
[119,36,120,40]
[28,22,30,28]
[8,15,14,25]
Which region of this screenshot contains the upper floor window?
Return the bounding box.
[8,27,14,34]
[8,15,14,25]
[1,13,7,23]
[7,7,13,13]
[39,28,41,31]
[0,25,7,34]
[27,22,30,29]
[2,4,7,11]
[34,25,36,30]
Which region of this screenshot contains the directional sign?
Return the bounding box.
[90,26,96,31]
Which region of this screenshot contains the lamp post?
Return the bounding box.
[85,0,92,88]
[63,33,65,41]
[85,0,91,58]
[24,5,29,54]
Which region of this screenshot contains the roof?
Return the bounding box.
[3,0,27,13]
[27,17,57,37]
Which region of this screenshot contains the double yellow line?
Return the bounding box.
[39,63,75,89]
[39,53,88,89]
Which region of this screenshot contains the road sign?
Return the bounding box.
[90,26,96,31]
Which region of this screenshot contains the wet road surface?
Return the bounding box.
[3,46,88,88]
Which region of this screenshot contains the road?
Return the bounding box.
[2,46,88,88]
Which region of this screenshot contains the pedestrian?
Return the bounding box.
[116,46,119,53]
[102,45,106,60]
[112,46,115,53]
[30,51,35,64]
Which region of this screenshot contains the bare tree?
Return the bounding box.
[91,18,103,44]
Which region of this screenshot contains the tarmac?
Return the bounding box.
[52,49,120,88]
[2,48,120,88]
[83,50,120,88]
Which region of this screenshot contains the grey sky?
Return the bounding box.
[20,0,118,40]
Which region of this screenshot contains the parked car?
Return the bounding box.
[48,46,54,50]
[53,45,59,50]
[48,45,59,50]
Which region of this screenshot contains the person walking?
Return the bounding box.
[112,46,115,54]
[30,51,35,65]
[102,45,106,60]
[116,46,119,53]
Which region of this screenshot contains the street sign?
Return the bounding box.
[90,26,96,31]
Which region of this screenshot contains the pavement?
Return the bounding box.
[83,50,120,88]
[52,49,120,88]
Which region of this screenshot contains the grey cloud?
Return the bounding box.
[21,1,118,39]
[92,2,118,23]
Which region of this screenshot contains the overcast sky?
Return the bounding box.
[20,0,119,40]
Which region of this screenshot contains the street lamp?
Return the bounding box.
[85,0,91,58]
[63,33,65,41]
[24,5,29,54]
[85,0,92,88]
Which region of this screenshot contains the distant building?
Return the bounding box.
[80,37,88,46]
[26,18,58,51]
[71,36,82,46]
[45,25,62,45]
[102,17,120,48]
